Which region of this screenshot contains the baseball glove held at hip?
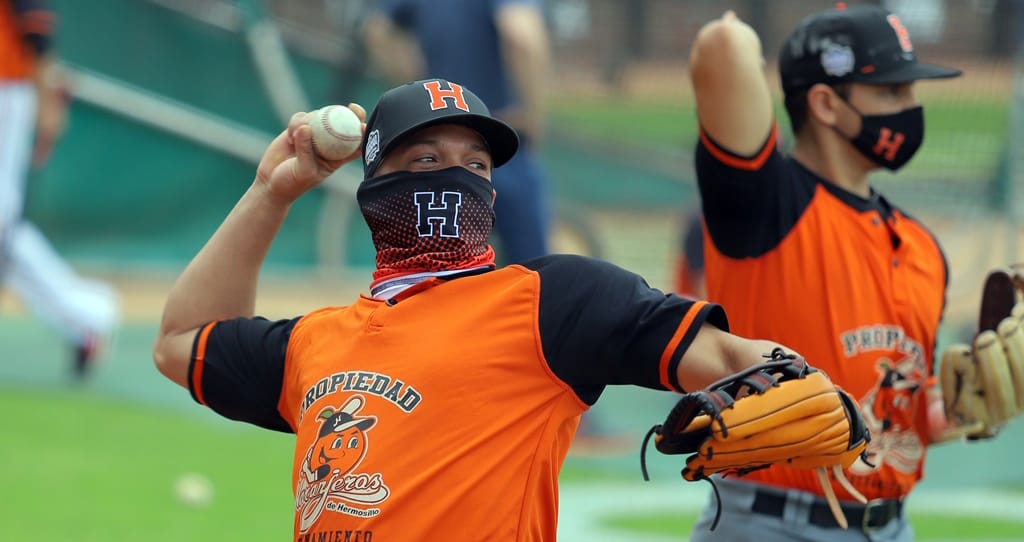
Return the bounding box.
[940,267,1024,440]
[640,349,871,530]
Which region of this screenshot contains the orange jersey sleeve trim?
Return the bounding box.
[189,322,218,406]
[659,301,708,392]
[699,123,778,171]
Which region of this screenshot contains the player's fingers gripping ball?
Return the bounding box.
[941,267,1024,439]
[307,105,364,160]
[640,349,871,530]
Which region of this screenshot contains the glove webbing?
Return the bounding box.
[641,349,798,478]
[639,348,799,531]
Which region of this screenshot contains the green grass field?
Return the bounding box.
[3,286,1024,541]
[551,96,1009,153]
[3,383,1024,541]
[0,388,295,541]
[551,96,1010,183]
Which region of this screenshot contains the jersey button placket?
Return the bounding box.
[889,217,911,313]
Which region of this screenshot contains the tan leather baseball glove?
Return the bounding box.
[640,349,871,530]
[940,267,1024,439]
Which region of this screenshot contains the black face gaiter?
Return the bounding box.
[356,166,496,282]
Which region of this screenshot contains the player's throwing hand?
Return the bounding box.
[255,103,367,204]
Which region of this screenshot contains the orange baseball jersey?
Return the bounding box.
[696,125,947,501]
[189,254,726,541]
[0,0,55,80]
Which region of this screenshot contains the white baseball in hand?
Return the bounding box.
[308,105,362,160]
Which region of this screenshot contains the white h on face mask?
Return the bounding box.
[356,166,497,281]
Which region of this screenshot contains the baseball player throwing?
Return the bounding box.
[152,79,870,540]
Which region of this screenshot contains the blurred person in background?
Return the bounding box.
[324,0,375,103]
[671,209,706,301]
[0,0,119,378]
[687,4,979,541]
[363,0,629,454]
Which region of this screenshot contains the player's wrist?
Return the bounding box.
[248,180,297,212]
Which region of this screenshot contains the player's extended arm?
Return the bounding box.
[494,1,552,145]
[152,106,366,387]
[29,52,66,166]
[689,10,774,157]
[362,13,423,86]
[677,322,796,392]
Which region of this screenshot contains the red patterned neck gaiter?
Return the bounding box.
[357,167,497,283]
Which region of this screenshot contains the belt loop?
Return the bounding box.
[782,488,810,526]
[861,499,886,533]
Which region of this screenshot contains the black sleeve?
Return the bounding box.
[695,126,817,258]
[12,0,54,56]
[188,317,300,433]
[527,255,728,405]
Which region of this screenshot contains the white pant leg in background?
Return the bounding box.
[0,81,120,345]
[0,81,33,228]
[7,221,120,343]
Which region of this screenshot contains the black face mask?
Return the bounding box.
[356,166,496,281]
[838,101,925,171]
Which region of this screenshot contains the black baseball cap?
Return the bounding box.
[361,78,520,179]
[779,3,961,94]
